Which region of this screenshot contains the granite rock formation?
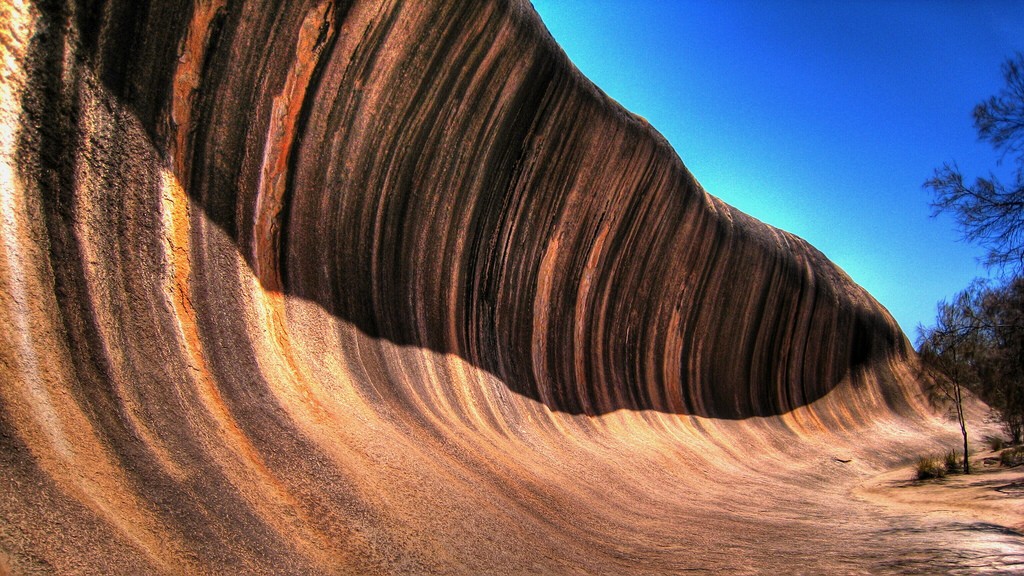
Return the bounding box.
[0,0,986,573]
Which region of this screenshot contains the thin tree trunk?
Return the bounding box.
[954,381,970,474]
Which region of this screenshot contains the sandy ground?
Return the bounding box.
[854,449,1024,573]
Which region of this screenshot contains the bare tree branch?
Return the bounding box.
[927,53,1024,275]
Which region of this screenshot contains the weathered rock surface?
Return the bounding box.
[0,0,1008,573]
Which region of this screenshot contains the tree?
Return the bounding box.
[918,279,1024,458]
[925,53,1024,274]
[975,277,1024,443]
[923,53,1024,450]
[917,284,987,474]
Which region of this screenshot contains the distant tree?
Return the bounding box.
[917,284,987,474]
[975,277,1024,444]
[925,53,1024,274]
[919,278,1024,461]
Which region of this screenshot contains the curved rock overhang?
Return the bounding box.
[0,1,951,573]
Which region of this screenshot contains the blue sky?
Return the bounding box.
[530,1,1024,337]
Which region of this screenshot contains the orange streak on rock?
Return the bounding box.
[575,223,610,415]
[251,287,329,421]
[253,1,336,291]
[169,0,226,177]
[68,84,189,484]
[160,169,333,567]
[533,233,561,408]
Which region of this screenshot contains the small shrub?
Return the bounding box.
[986,436,1005,452]
[916,456,946,480]
[999,446,1024,467]
[944,450,962,474]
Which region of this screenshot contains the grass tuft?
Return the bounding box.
[944,450,962,474]
[915,456,946,480]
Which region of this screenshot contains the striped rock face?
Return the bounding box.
[0,1,996,574]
